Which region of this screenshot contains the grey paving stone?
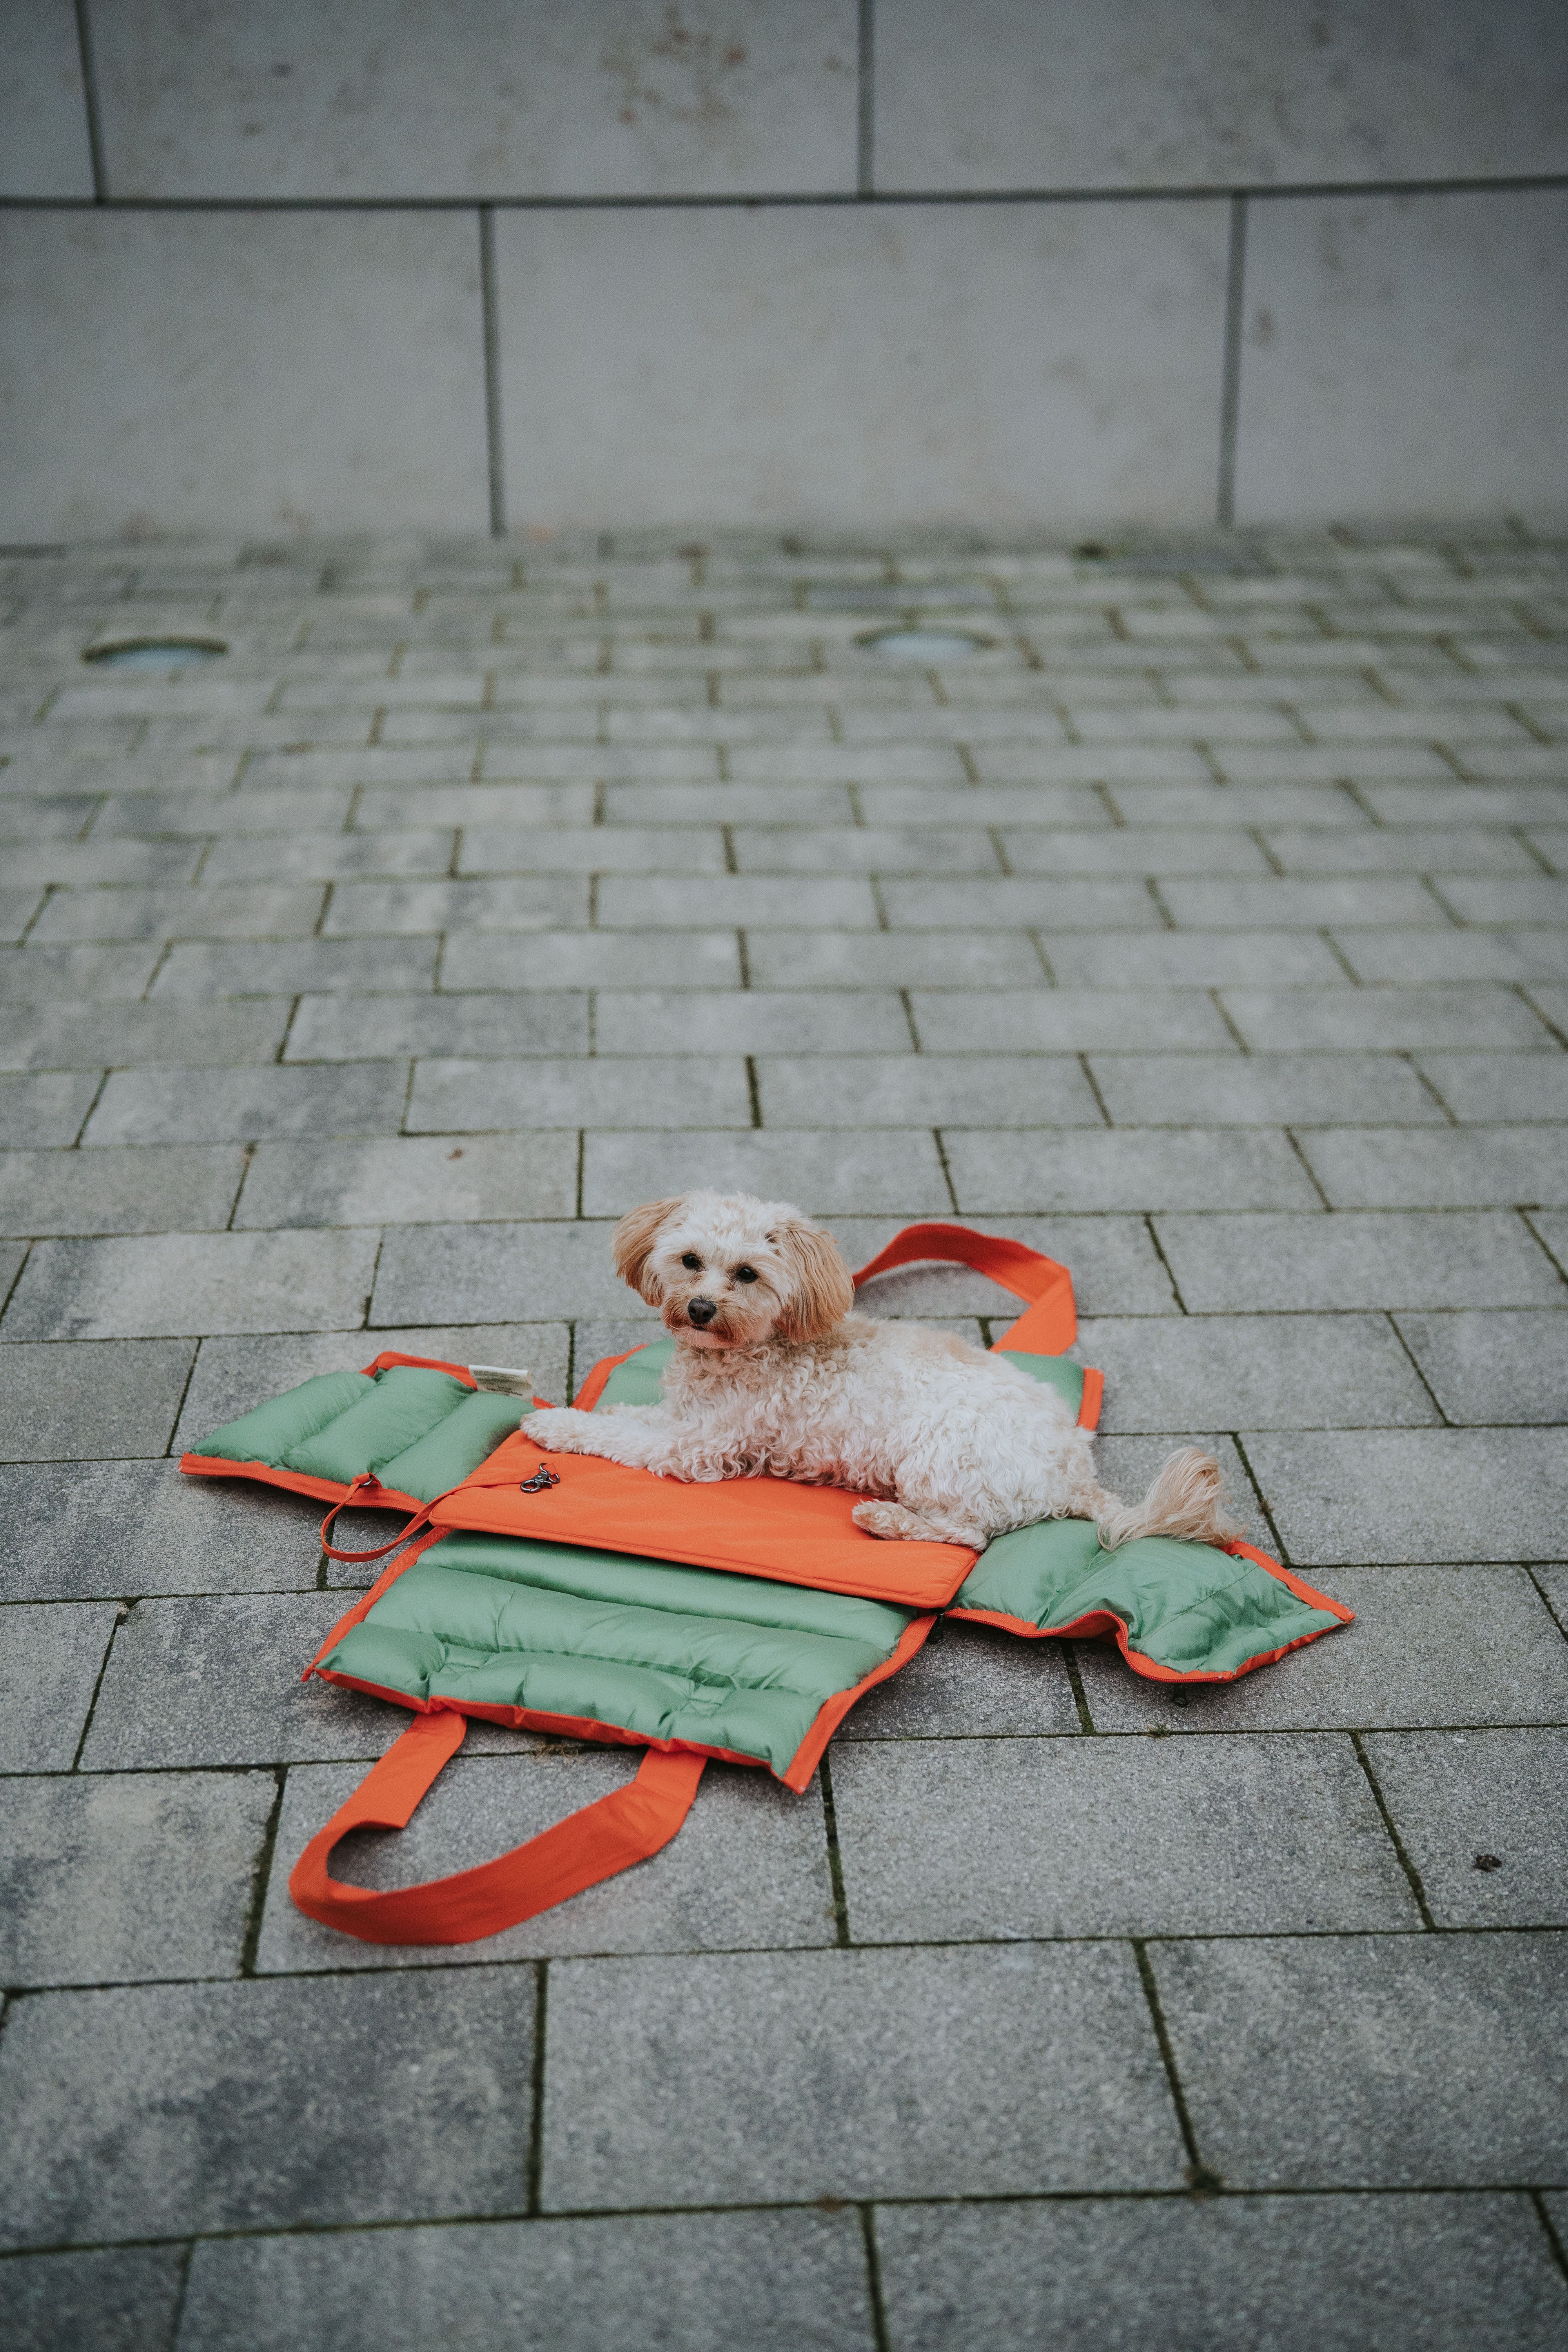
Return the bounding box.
[1165,877,1450,928]
[1220,987,1556,1052]
[997,826,1271,876]
[258,1750,835,1972]
[0,1769,274,1987]
[882,877,1163,932]
[459,824,727,875]
[0,2245,187,2352]
[836,1616,1081,1741]
[0,794,105,840]
[355,783,598,829]
[832,1733,1412,1942]
[1394,1309,1568,1424]
[582,1130,953,1218]
[542,1944,1184,2209]
[728,743,964,784]
[911,990,1236,1051]
[1363,782,1568,826]
[1076,1566,1568,1735]
[945,1129,1320,1214]
[743,930,1046,988]
[235,1131,578,1227]
[1335,927,1568,983]
[439,927,743,990]
[1301,1126,1568,1210]
[855,784,1108,826]
[1083,1312,1437,1432]
[1261,825,1539,874]
[1416,1053,1568,1122]
[1089,1052,1444,1127]
[3,1228,381,1339]
[0,1461,341,1601]
[0,1601,117,1770]
[0,1144,245,1239]
[758,1054,1104,1129]
[82,1594,419,1768]
[731,824,1002,874]
[1528,1209,1568,1277]
[594,990,914,1054]
[202,828,457,883]
[1154,1209,1566,1311]
[0,1072,100,1146]
[285,989,589,1061]
[94,787,352,835]
[323,877,589,935]
[243,747,479,791]
[370,1220,631,1327]
[29,883,324,945]
[151,938,440,998]
[1105,782,1376,827]
[597,874,880,928]
[4,838,204,889]
[875,2192,1568,2352]
[832,1212,1180,1319]
[1367,1730,1568,1928]
[407,1054,751,1132]
[1153,1932,1568,2188]
[975,743,1214,784]
[82,1063,409,1147]
[0,1340,196,1463]
[178,2210,875,2352]
[0,943,162,1002]
[0,1970,532,2247]
[1242,1430,1568,1563]
[172,1323,570,1454]
[1437,875,1568,924]
[0,999,291,1069]
[604,782,857,822]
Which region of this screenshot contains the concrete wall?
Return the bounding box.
[2,0,1565,537]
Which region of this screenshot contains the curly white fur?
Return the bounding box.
[524,1190,1243,1554]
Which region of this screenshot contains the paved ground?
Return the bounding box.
[1,525,1566,2350]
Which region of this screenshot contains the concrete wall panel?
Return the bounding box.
[0,0,95,197]
[875,0,1568,192]
[0,212,490,541]
[1235,190,1568,524]
[496,202,1229,530]
[88,0,858,198]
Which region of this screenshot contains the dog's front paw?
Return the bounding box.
[524,1407,594,1454]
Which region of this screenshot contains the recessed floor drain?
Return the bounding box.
[84,637,229,671]
[860,628,993,662]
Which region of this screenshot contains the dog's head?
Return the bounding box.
[611,1189,855,1350]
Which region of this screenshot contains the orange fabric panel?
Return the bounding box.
[287,1710,705,1946]
[179,1455,425,1514]
[1077,1367,1104,1430]
[431,1429,979,1610]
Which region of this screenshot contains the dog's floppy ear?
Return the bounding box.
[611,1196,686,1302]
[772,1217,855,1343]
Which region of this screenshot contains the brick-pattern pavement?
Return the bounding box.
[2,529,1566,2350]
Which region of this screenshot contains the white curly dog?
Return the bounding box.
[523,1189,1241,1553]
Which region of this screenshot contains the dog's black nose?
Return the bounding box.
[687,1297,717,1327]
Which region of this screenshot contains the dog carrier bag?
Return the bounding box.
[181,1224,1350,1946]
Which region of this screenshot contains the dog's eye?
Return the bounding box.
[735,1265,758,1283]
[681,1252,702,1271]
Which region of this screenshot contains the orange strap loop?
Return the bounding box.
[288,1711,706,1946]
[851,1221,1076,1356]
[318,1475,436,1563]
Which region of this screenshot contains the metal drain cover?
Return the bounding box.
[860,627,993,662]
[85,637,229,671]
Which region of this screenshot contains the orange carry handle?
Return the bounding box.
[318,1475,436,1563]
[851,1221,1077,1357]
[288,1710,706,1946]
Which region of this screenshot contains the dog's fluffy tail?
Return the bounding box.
[1094,1446,1243,1552]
